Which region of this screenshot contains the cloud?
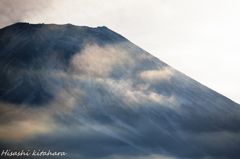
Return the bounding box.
[65,42,181,111]
[70,43,126,77]
[139,67,174,83]
[0,0,51,28]
[0,84,82,143]
[0,102,57,142]
[99,78,180,110]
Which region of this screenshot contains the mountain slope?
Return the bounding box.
[0,23,240,159]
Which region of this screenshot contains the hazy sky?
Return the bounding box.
[0,0,239,104]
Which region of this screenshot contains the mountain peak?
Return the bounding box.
[0,23,240,159]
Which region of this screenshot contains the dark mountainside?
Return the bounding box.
[0,23,240,159]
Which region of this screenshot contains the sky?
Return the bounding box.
[0,0,240,104]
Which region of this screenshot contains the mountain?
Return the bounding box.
[0,23,239,159]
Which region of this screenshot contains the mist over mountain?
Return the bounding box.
[0,23,240,159]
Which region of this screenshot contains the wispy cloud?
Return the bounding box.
[139,67,174,83]
[0,102,56,142]
[0,0,51,28]
[70,43,127,77]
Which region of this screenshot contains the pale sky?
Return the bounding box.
[1,0,240,104]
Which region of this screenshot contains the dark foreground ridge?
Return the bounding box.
[0,23,240,159]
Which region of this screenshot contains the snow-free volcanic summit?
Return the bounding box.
[0,23,240,159]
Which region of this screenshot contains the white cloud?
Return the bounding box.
[72,44,119,77]
[139,67,174,82]
[0,102,57,142]
[100,78,180,109]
